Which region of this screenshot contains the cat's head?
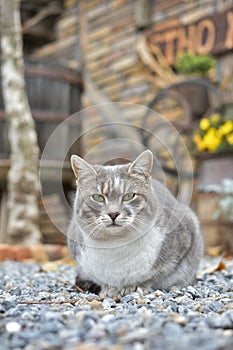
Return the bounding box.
[70,150,153,241]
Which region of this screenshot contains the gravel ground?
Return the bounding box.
[1,257,233,350]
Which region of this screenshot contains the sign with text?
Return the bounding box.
[147,8,233,64]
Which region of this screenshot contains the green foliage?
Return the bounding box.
[174,51,215,75]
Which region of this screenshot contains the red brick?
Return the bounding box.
[0,244,72,262]
[0,244,15,261]
[12,246,32,261]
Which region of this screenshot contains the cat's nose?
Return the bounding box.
[108,212,120,222]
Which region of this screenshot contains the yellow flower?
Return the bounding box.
[194,118,233,153]
[200,118,210,131]
[210,114,221,123]
[193,134,201,143]
[197,140,206,152]
[203,128,222,152]
[226,133,233,145]
[193,134,205,151]
[219,120,233,135]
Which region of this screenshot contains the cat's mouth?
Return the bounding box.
[108,223,121,228]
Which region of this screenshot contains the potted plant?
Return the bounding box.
[173,51,217,118]
[193,113,233,187]
[174,50,215,77]
[193,114,233,152]
[193,115,233,252]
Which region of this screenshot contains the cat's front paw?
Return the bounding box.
[120,285,137,297]
[99,285,137,298]
[99,286,119,298]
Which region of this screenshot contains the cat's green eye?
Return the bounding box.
[122,193,135,201]
[92,194,105,202]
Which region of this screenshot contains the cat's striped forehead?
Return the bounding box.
[95,165,130,196]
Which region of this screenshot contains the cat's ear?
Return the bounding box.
[128,150,153,177]
[71,155,97,180]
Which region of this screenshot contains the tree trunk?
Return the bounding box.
[1,0,41,244]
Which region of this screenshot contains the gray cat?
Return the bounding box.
[67,150,203,297]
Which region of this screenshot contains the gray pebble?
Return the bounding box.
[102,298,117,309]
[9,287,22,296]
[0,258,233,349]
[208,310,233,329]
[121,293,137,303]
[0,300,16,311]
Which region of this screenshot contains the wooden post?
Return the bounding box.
[134,0,152,29]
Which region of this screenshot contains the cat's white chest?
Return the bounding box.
[79,228,164,289]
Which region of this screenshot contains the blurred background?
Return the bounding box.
[0,0,232,259]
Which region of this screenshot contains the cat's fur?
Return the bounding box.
[67,150,203,297]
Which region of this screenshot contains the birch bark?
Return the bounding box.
[1,0,41,244]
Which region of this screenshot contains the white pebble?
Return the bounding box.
[101,314,115,322]
[6,321,21,333]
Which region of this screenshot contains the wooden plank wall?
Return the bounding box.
[83,0,154,106]
[34,0,233,159]
[30,0,233,246]
[35,0,81,70]
[35,0,156,108]
[35,0,233,110]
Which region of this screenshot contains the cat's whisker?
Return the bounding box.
[89,223,101,235]
[127,223,145,239]
[128,222,156,244]
[79,220,102,236]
